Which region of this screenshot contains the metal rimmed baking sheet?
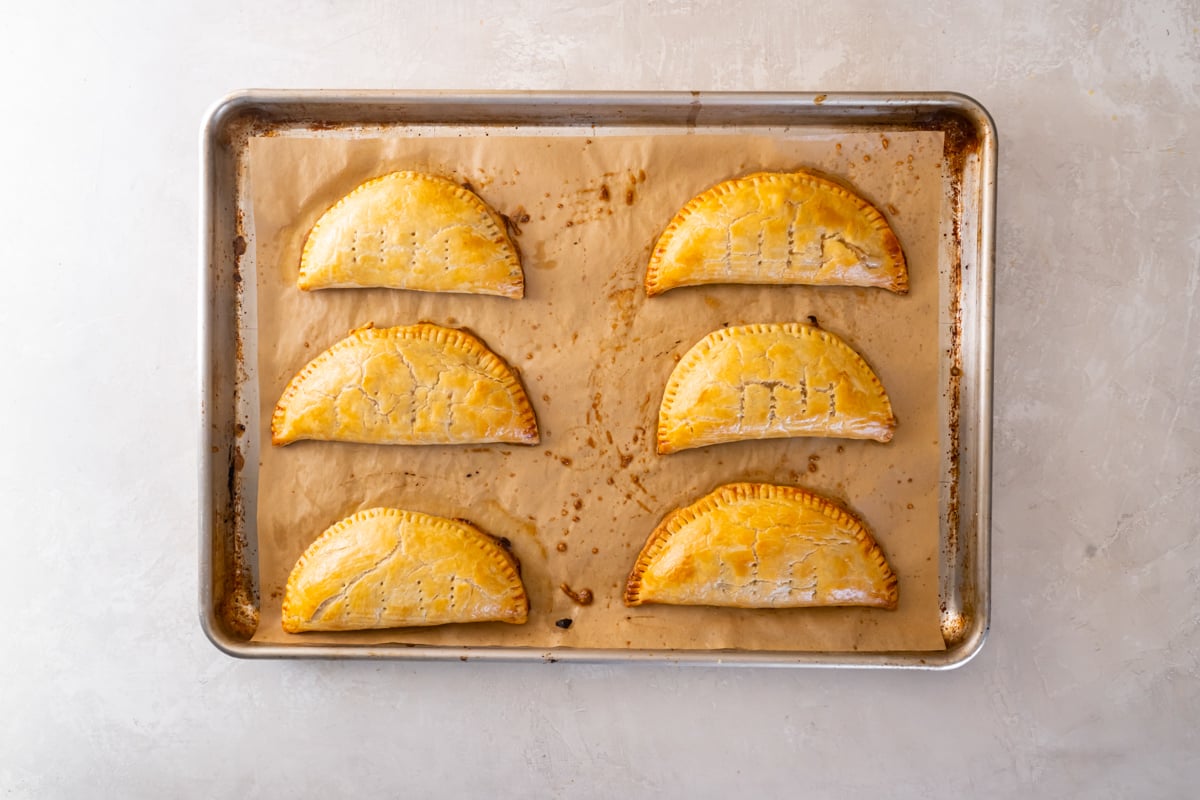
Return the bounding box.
[200,91,994,667]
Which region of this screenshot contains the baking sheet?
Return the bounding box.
[247,127,947,652]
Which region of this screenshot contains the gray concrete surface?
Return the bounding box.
[0,1,1196,796]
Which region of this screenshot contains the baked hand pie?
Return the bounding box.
[657,322,895,453]
[283,508,529,632]
[645,170,907,296]
[271,323,539,446]
[298,171,524,297]
[625,483,898,609]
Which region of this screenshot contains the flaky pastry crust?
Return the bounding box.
[283,508,529,632]
[299,171,524,297]
[645,170,907,296]
[657,323,895,453]
[625,483,898,609]
[272,323,539,446]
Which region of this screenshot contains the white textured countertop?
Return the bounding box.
[2,1,1197,795]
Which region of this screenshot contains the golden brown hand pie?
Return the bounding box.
[298,171,524,297]
[271,323,538,446]
[283,508,529,632]
[657,323,895,453]
[645,170,907,296]
[625,483,898,609]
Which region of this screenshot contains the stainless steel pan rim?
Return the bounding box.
[200,90,994,668]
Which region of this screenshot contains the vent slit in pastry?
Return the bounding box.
[624,483,898,609]
[657,323,894,453]
[283,508,529,632]
[645,170,907,295]
[299,171,524,297]
[272,323,539,446]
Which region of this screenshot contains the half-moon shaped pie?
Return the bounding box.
[625,483,898,609]
[298,171,524,297]
[657,323,895,453]
[271,323,539,446]
[283,508,529,632]
[645,170,907,296]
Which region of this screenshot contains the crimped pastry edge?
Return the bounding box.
[656,322,896,453]
[271,322,540,446]
[623,482,899,609]
[298,170,524,298]
[282,507,530,633]
[644,169,908,296]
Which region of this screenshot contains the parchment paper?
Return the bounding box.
[248,126,947,651]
